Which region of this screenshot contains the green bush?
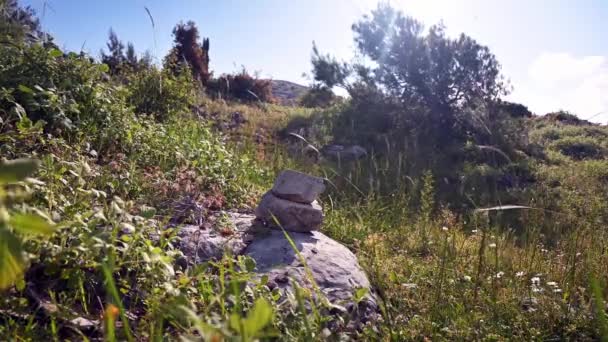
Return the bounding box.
[208,69,274,103]
[298,85,337,108]
[0,43,111,129]
[551,137,606,160]
[126,66,197,121]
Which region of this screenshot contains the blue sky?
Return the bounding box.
[23,0,608,122]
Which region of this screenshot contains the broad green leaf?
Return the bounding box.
[240,255,256,272]
[48,48,63,58]
[0,229,26,290]
[99,63,110,73]
[10,213,56,235]
[17,84,34,94]
[243,298,273,337]
[0,159,40,184]
[354,287,369,303]
[229,313,242,333]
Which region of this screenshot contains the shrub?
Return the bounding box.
[299,85,337,108]
[0,42,134,144]
[552,137,606,160]
[208,69,274,103]
[544,110,591,126]
[126,66,197,121]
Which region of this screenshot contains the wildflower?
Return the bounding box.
[471,229,478,234]
[553,288,563,293]
[546,281,557,287]
[531,277,543,292]
[488,243,497,248]
[495,271,504,279]
[104,304,120,321]
[515,271,525,277]
[463,275,472,282]
[442,226,449,232]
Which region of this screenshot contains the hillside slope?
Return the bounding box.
[270,80,309,105]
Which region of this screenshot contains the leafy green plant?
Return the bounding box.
[0,158,55,290]
[126,66,196,121]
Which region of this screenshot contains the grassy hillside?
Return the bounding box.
[2,1,608,341]
[270,80,309,106]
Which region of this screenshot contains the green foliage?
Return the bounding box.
[552,136,606,160]
[164,21,210,85]
[0,43,130,138]
[0,0,43,43]
[3,1,608,340]
[0,158,56,290]
[229,298,274,340]
[126,66,196,121]
[313,3,507,111]
[298,84,338,108]
[100,29,125,74]
[100,30,152,76]
[303,3,523,211]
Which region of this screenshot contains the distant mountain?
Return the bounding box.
[270,80,309,106]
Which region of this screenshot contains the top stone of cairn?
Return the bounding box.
[271,170,326,204]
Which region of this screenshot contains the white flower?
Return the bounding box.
[471,229,478,234]
[546,281,558,287]
[515,271,525,277]
[553,288,563,293]
[463,275,472,282]
[488,243,497,248]
[531,277,541,285]
[494,271,505,279]
[442,226,449,232]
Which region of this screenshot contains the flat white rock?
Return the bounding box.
[271,169,325,204]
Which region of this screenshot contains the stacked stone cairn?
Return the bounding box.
[177,170,379,331]
[255,169,326,232]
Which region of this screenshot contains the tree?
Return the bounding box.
[165,21,210,85]
[314,4,507,112]
[125,42,137,67]
[299,84,338,108]
[0,0,43,42]
[100,30,150,74]
[311,3,509,149]
[100,29,125,74]
[309,3,521,209]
